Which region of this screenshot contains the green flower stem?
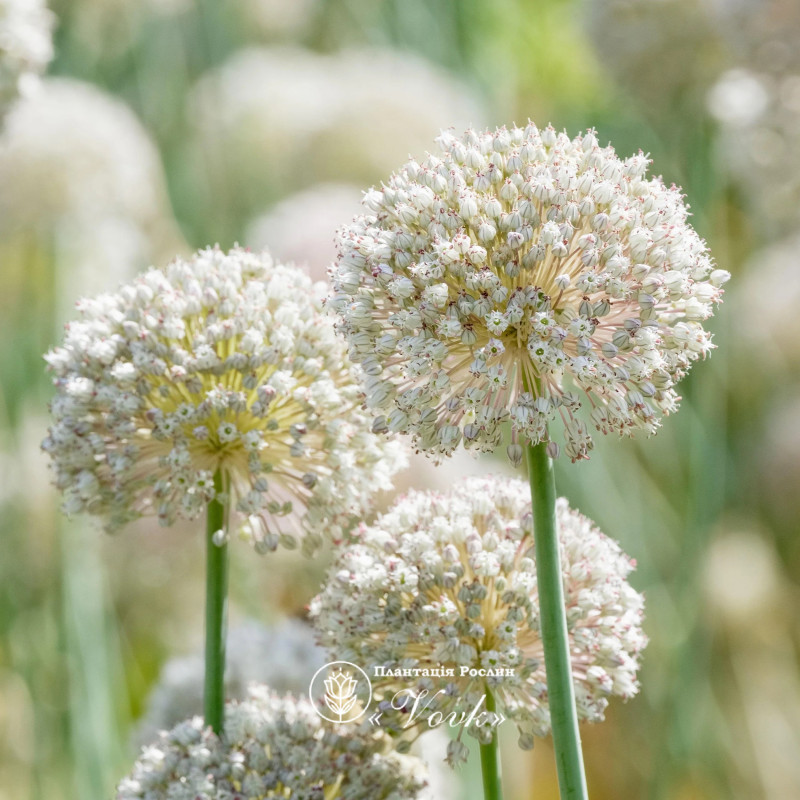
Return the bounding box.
[525,441,589,800]
[204,469,229,736]
[479,689,504,800]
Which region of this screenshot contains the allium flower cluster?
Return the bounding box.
[0,0,54,116]
[310,476,646,756]
[136,619,325,744]
[118,687,428,800]
[331,124,729,462]
[42,247,405,553]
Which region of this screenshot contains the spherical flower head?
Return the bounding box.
[330,123,730,462]
[118,687,429,800]
[42,246,406,554]
[310,476,647,755]
[0,0,54,117]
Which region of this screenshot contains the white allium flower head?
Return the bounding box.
[310,476,647,755]
[0,0,54,117]
[42,246,406,554]
[118,687,429,800]
[135,618,325,744]
[330,123,729,462]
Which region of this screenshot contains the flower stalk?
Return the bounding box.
[479,689,504,800]
[525,441,588,800]
[204,469,229,735]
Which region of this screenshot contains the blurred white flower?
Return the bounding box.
[246,183,363,281]
[704,528,783,629]
[707,68,770,127]
[0,78,185,291]
[120,687,429,800]
[732,232,800,369]
[0,0,54,117]
[331,123,728,462]
[310,476,647,757]
[135,618,325,744]
[43,247,406,553]
[710,77,800,234]
[189,46,483,219]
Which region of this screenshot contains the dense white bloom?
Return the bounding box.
[0,0,53,116]
[310,476,646,756]
[246,183,363,281]
[43,247,405,553]
[331,124,728,462]
[118,687,429,800]
[135,619,325,744]
[189,46,482,220]
[0,79,184,290]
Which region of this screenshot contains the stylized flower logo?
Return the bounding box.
[309,660,372,724]
[324,669,359,722]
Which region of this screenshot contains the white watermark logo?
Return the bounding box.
[309,661,372,724]
[309,660,507,731]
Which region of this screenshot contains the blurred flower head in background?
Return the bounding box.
[0,78,185,301]
[42,247,406,553]
[119,686,430,799]
[246,183,363,281]
[731,231,800,373]
[0,0,54,117]
[331,123,729,462]
[311,476,646,757]
[188,46,483,228]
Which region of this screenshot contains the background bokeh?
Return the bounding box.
[1,0,799,798]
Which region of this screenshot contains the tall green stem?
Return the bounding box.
[479,689,504,800]
[204,469,229,736]
[526,442,589,800]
